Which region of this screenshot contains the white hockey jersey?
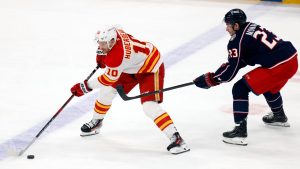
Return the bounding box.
[88,29,163,89]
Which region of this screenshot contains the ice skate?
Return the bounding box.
[167,132,190,154]
[262,111,290,127]
[80,119,103,137]
[223,120,248,146]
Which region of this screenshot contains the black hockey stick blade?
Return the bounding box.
[116,81,194,101]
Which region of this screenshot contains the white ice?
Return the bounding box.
[0,0,300,168]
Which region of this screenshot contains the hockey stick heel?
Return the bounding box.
[116,85,132,101]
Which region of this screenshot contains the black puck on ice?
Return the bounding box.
[27,155,35,159]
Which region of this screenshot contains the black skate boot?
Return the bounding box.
[167,132,190,154]
[80,119,103,137]
[223,120,248,146]
[262,110,290,127]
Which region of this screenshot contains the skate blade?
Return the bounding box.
[169,144,190,155]
[264,122,290,127]
[80,130,99,137]
[222,137,248,146]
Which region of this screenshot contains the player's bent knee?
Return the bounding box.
[232,79,250,99]
[142,101,165,120]
[98,86,117,104]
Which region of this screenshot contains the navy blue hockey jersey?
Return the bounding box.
[213,22,297,83]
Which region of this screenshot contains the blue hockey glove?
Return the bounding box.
[193,72,219,89]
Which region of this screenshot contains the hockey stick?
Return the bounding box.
[116,81,194,101]
[18,65,100,156]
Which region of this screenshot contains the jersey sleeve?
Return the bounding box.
[87,66,123,89]
[97,67,122,86]
[213,56,246,83]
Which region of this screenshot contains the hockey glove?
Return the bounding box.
[194,72,219,89]
[96,50,106,69]
[71,80,92,97]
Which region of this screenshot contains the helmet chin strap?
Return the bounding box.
[231,23,240,36]
[107,39,116,50]
[107,41,112,50]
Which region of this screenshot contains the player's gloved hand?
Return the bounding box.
[71,80,92,97]
[193,72,219,89]
[96,50,106,69]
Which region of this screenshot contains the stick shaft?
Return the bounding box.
[117,82,194,101]
[18,65,99,156]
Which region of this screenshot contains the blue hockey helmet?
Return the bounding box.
[224,8,247,26]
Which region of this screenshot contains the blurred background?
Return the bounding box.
[0,0,299,169]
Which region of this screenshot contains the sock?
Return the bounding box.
[232,79,251,123]
[263,92,284,114]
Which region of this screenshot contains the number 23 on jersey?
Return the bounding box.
[228,48,238,58]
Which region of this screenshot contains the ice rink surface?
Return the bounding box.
[0,0,300,168]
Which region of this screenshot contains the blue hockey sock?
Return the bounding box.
[232,79,251,123]
[263,92,284,113]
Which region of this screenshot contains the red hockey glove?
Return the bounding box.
[71,80,92,97]
[193,72,219,89]
[96,50,106,69]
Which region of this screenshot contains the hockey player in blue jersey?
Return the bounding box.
[193,8,298,145]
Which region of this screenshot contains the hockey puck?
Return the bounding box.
[27,155,35,159]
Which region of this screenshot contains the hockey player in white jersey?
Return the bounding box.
[70,26,190,154]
